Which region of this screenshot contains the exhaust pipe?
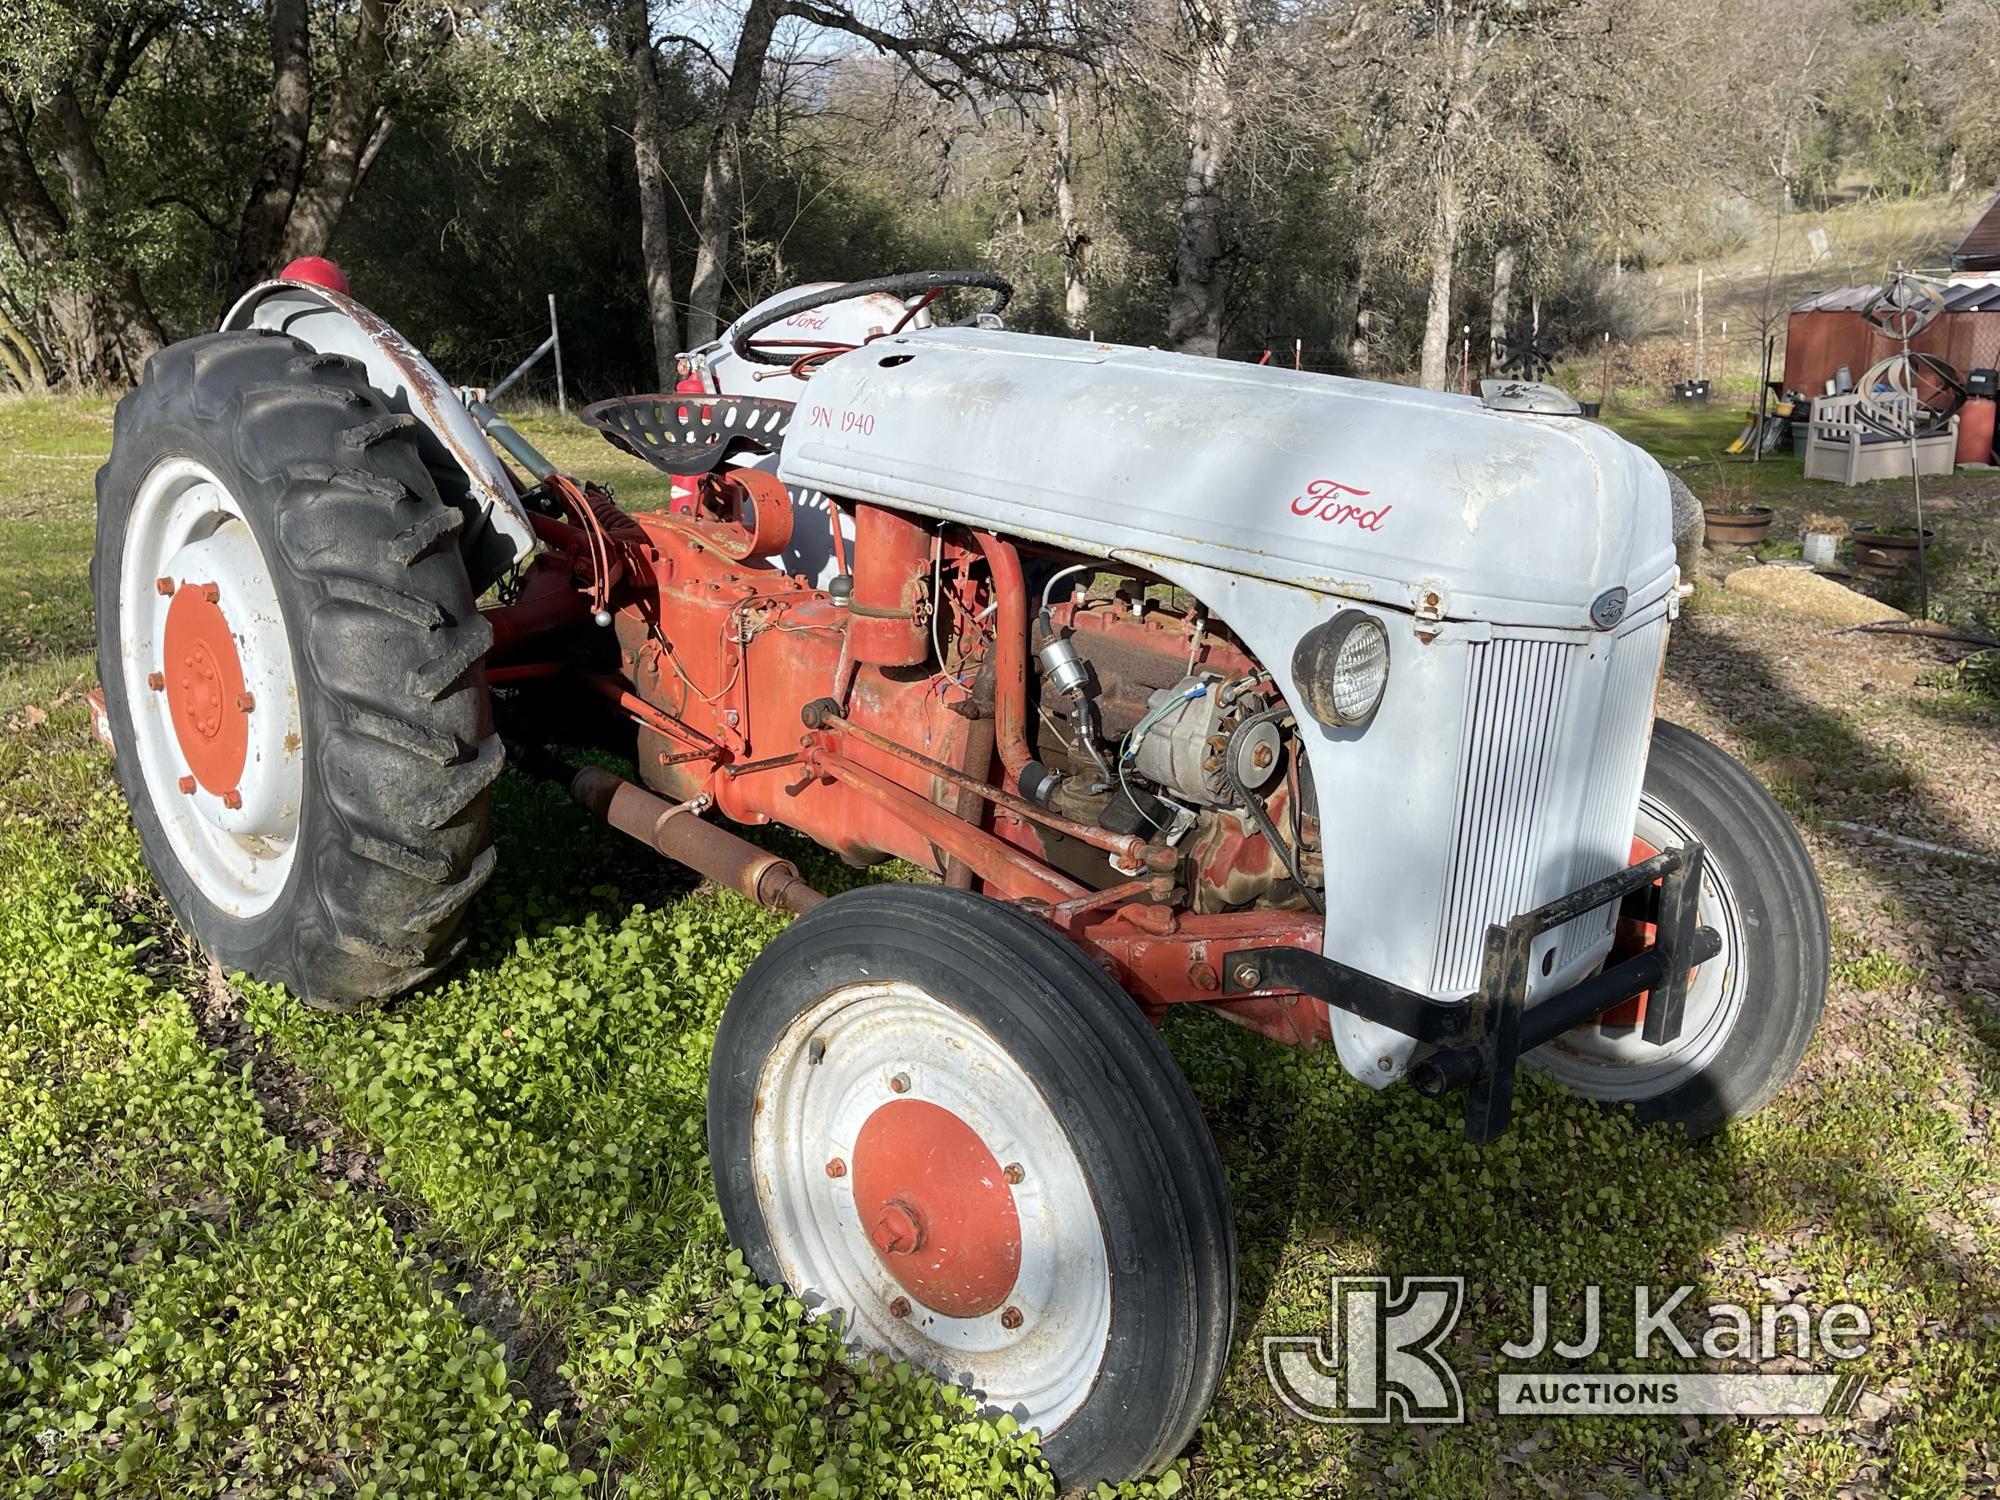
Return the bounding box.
[517,749,824,915]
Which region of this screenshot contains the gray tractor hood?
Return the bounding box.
[777,329,1677,630]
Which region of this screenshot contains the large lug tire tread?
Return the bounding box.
[1628,719,1829,1136]
[708,883,1236,1489]
[93,328,498,1005]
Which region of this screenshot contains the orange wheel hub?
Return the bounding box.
[162,581,249,796]
[1601,836,1660,1027]
[849,1098,1021,1318]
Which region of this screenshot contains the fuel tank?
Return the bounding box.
[776,328,1678,630]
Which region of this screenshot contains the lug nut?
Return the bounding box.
[1003,1162,1025,1185]
[147,671,166,691]
[199,583,219,603]
[1232,962,1261,990]
[235,691,255,713]
[221,789,243,810]
[824,1157,846,1179]
[888,1072,910,1095]
[888,1296,911,1319]
[1000,1306,1024,1330]
[155,577,175,596]
[177,775,196,794]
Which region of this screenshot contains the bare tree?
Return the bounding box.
[1162,0,1240,353]
[228,0,314,298]
[1152,0,1373,355]
[276,0,399,264]
[1351,0,1698,387]
[622,0,683,382]
[678,0,1098,346]
[685,0,788,346]
[1049,73,1090,326]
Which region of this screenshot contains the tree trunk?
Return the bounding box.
[0,98,109,389]
[41,89,165,371]
[0,297,46,390]
[1049,79,1089,329]
[228,0,313,297]
[623,2,681,382]
[278,0,390,262]
[1164,0,1239,356]
[686,0,784,347]
[1488,242,1514,371]
[0,97,69,267]
[1418,181,1459,391]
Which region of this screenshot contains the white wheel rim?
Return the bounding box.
[118,457,304,917]
[1532,794,1747,1100]
[752,981,1113,1436]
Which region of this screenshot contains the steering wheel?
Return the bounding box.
[727,270,1014,369]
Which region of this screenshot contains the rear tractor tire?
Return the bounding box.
[709,884,1237,1490]
[92,329,500,1005]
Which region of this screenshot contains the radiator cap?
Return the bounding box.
[1479,379,1582,416]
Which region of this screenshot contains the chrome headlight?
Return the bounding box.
[1292,610,1390,728]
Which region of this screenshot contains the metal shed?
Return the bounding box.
[1783,277,2000,397]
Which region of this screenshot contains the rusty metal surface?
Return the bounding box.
[973,531,1032,785]
[817,713,1157,867]
[566,764,823,914]
[803,750,1083,904]
[221,279,536,582]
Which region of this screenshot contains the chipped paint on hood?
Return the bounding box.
[778,328,1677,631]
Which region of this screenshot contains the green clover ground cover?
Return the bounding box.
[2,396,1997,1496]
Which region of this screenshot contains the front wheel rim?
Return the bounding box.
[118,456,304,917]
[751,981,1113,1435]
[1533,793,1748,1100]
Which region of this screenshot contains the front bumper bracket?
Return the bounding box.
[1222,843,1715,1142]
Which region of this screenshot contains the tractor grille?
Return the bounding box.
[1427,614,1668,995]
[1551,612,1670,969]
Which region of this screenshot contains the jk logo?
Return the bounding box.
[1264,1275,1466,1424]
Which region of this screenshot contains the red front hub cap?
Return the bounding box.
[162,581,249,796]
[850,1098,1021,1318]
[1603,835,1686,1028]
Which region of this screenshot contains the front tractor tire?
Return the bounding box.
[1533,719,1829,1136]
[93,330,500,1005]
[709,884,1236,1490]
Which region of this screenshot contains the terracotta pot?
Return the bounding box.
[1850,525,1936,578]
[1702,504,1774,548]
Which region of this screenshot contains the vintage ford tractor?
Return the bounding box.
[94,265,1827,1487]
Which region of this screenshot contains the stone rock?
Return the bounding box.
[1721,565,1908,627]
[1759,753,1819,787]
[1666,473,1705,580]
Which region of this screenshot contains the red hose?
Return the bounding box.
[973,531,1032,787]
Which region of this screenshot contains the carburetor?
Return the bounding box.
[1131,674,1283,807]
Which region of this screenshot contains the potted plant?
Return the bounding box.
[1801,512,1848,567]
[1700,483,1775,548]
[1850,524,1937,577]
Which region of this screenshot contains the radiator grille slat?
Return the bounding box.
[1555,614,1670,966]
[1428,637,1574,993]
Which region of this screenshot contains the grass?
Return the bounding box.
[2,392,1997,1496]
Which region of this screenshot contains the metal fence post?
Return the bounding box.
[548,293,565,416]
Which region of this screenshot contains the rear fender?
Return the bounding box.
[221,279,535,591]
